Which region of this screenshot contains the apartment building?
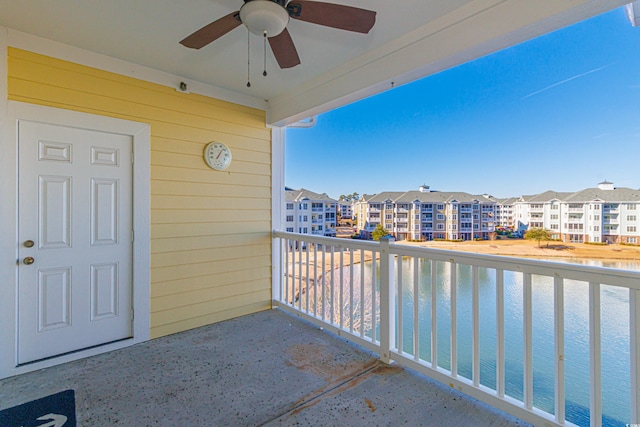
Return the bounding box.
[493,197,518,228]
[511,191,572,233]
[354,186,497,241]
[504,182,640,244]
[339,201,353,220]
[285,188,337,237]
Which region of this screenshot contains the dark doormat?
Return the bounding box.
[0,389,76,427]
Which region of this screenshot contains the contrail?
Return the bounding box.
[522,65,609,99]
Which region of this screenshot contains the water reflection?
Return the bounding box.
[360,258,638,427]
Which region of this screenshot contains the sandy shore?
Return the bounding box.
[396,238,640,262]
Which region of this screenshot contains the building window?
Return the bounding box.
[437,204,444,210]
[550,224,559,230]
[286,215,293,222]
[593,226,599,231]
[437,214,444,220]
[628,204,637,210]
[627,226,637,233]
[551,204,559,210]
[550,214,558,220]
[628,215,637,222]
[436,224,444,230]
[385,214,392,220]
[286,203,294,210]
[629,237,637,243]
[286,227,294,232]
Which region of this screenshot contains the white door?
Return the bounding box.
[17,120,133,365]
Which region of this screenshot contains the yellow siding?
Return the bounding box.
[8,48,272,338]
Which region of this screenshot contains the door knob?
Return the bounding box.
[23,257,35,265]
[24,240,35,248]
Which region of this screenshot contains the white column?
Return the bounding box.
[270,126,285,303]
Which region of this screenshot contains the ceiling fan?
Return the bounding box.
[180,0,377,69]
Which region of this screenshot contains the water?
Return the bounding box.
[358,258,639,427]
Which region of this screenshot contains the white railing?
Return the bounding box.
[272,231,640,427]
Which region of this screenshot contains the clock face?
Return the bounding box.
[204,142,232,170]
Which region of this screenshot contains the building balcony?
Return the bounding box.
[273,231,640,427]
[0,309,524,426]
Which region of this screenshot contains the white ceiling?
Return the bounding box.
[0,0,631,125]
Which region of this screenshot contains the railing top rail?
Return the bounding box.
[389,243,640,288]
[273,230,640,289]
[273,230,380,252]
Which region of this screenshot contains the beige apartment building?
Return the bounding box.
[354,185,497,241]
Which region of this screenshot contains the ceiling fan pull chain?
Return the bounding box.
[263,31,268,77]
[246,29,251,88]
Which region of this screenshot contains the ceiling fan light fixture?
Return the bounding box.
[240,0,289,37]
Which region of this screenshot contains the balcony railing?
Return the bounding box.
[272,231,640,427]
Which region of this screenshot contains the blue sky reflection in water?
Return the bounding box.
[285,8,640,199]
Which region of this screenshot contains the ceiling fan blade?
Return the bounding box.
[268,28,301,69]
[180,11,241,49]
[287,1,376,34]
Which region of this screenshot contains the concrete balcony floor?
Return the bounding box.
[0,309,531,426]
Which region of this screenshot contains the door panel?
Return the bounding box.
[18,121,133,365]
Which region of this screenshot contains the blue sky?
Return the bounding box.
[285,7,640,200]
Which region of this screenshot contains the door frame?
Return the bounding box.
[0,101,151,379]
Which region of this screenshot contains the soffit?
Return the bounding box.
[0,0,629,125]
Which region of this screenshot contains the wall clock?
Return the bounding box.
[204,142,232,170]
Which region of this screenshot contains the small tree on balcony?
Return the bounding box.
[524,227,552,247]
[372,224,389,241]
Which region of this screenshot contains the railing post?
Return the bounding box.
[272,231,281,303]
[631,288,640,423]
[379,236,395,364]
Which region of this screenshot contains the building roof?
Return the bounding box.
[497,183,640,205]
[564,187,640,203]
[285,188,337,203]
[359,190,494,204]
[492,197,519,205]
[525,190,573,203]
